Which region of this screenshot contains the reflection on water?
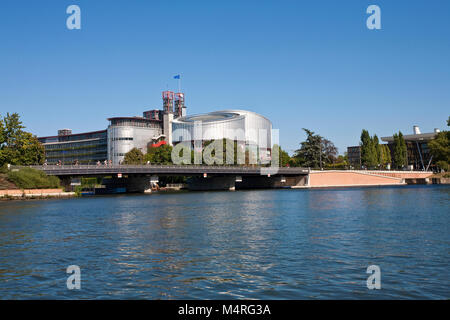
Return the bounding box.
[0,185,449,299]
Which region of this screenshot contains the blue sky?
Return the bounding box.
[1,0,449,154]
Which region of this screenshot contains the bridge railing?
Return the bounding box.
[28,164,281,170]
[21,164,310,175]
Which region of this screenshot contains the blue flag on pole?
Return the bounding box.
[174,75,180,79]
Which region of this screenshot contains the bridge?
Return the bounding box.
[29,165,310,192]
[28,165,433,192]
[31,164,309,176]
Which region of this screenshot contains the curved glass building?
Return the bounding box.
[171,110,272,149]
[107,117,164,164]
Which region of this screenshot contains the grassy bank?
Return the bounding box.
[3,167,60,189]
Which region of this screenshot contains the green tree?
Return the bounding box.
[392,131,408,169]
[145,144,173,164]
[373,135,383,167]
[428,131,450,169]
[360,130,377,168]
[0,115,4,146]
[382,144,392,167]
[325,154,349,169]
[273,144,291,167]
[0,113,45,166]
[123,147,144,164]
[293,129,337,168]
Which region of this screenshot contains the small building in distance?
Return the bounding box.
[381,126,440,171]
[38,130,108,165]
[347,145,361,168]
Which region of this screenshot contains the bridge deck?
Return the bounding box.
[28,165,309,176]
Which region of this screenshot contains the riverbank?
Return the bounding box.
[0,188,75,200]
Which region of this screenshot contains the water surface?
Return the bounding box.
[0,185,448,299]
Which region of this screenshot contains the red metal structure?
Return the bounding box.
[150,140,167,148]
[162,91,174,113]
[174,92,185,118]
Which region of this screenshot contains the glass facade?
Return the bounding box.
[38,130,108,164]
[107,117,164,164]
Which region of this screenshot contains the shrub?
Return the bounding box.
[436,161,449,172]
[7,167,60,189]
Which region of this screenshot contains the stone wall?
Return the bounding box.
[308,171,404,187]
[0,188,74,198]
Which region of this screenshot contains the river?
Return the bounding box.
[0,185,448,299]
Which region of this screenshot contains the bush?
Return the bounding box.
[7,167,60,189]
[436,161,449,172]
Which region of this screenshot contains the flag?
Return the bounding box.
[174,75,180,79]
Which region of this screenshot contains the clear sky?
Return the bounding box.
[1,0,449,154]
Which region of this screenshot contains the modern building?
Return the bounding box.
[381,126,440,170]
[347,145,361,168]
[38,129,107,165]
[347,126,440,170]
[38,91,273,165]
[172,110,272,147]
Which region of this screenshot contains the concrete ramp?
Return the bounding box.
[307,170,404,188]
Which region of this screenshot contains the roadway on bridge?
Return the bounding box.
[30,165,310,176]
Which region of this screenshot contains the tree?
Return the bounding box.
[123,148,144,164]
[321,138,338,164]
[0,115,4,146]
[392,131,407,169]
[0,113,45,166]
[360,130,377,168]
[293,129,337,168]
[145,144,173,164]
[273,144,291,167]
[428,131,450,170]
[381,144,391,167]
[373,135,383,167]
[326,154,349,169]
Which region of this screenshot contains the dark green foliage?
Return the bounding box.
[123,148,144,164]
[326,154,348,169]
[272,144,291,167]
[381,144,391,166]
[429,131,450,170]
[360,130,378,168]
[360,130,392,169]
[7,167,60,189]
[293,129,338,168]
[392,131,408,169]
[145,144,173,164]
[0,113,45,166]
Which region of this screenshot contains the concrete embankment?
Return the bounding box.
[432,177,450,185]
[294,170,434,188]
[0,188,75,200]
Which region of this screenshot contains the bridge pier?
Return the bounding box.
[102,176,155,193]
[59,176,72,192]
[187,176,236,191]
